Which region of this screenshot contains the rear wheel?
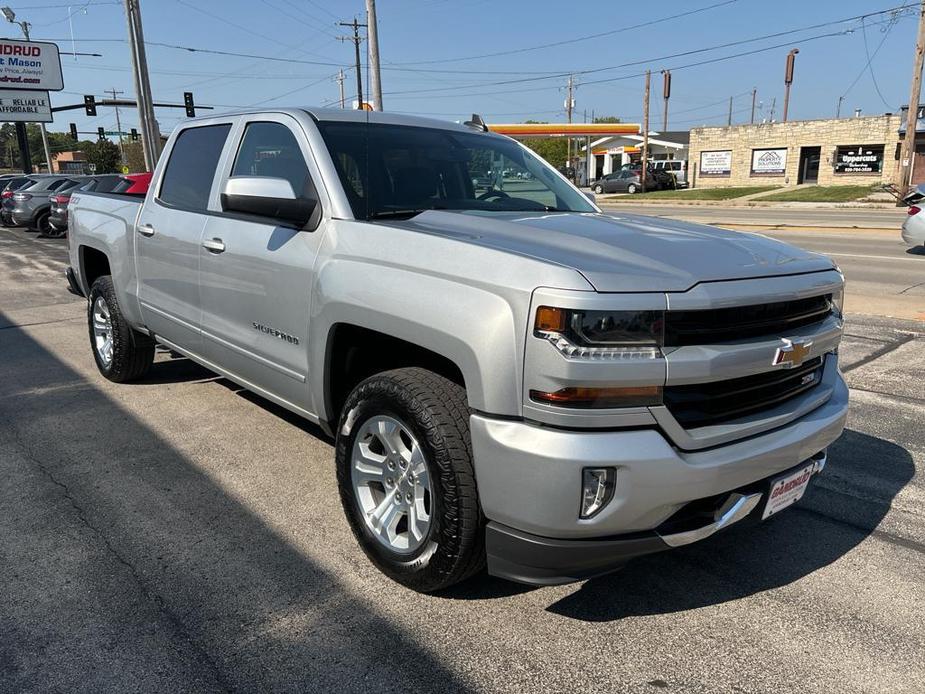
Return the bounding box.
[87,275,155,382]
[336,367,484,592]
[627,183,638,194]
[34,211,51,236]
[593,184,604,194]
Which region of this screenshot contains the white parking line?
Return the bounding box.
[823,252,923,263]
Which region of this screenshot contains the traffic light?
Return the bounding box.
[69,123,78,141]
[84,94,96,117]
[130,128,139,142]
[184,91,195,118]
[97,127,105,140]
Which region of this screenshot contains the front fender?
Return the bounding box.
[310,257,528,419]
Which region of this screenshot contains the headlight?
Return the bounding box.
[534,306,664,359]
[531,306,664,408]
[830,288,845,318]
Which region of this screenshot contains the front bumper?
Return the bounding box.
[471,372,848,584]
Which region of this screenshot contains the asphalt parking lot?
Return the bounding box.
[1,224,923,693]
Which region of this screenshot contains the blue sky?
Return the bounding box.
[9,0,922,136]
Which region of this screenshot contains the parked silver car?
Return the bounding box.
[901,185,925,249]
[11,175,86,234]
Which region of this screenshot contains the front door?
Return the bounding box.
[198,116,325,413]
[798,146,821,184]
[136,123,233,352]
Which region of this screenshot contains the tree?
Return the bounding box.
[82,139,122,173]
[124,141,145,173]
[520,120,568,169]
[593,116,622,124]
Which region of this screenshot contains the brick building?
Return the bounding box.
[51,150,88,174]
[688,114,900,189]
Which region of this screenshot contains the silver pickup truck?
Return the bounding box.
[65,108,848,591]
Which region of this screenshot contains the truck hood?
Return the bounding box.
[390,210,836,292]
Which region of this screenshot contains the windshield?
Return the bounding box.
[316,121,596,219]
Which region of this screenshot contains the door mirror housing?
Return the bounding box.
[221,176,317,227]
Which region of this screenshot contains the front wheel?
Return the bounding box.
[87,275,155,382]
[336,368,484,592]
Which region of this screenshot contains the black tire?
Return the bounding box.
[34,211,51,236]
[336,367,484,592]
[593,184,604,194]
[87,275,155,382]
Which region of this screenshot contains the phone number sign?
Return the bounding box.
[0,39,63,91]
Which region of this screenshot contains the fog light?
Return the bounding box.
[580,467,615,519]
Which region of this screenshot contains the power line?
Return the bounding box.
[839,13,900,103]
[388,0,741,65]
[861,15,897,108]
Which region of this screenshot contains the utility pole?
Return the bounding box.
[338,19,367,109]
[107,88,126,167]
[661,70,671,131]
[565,75,574,179]
[727,95,733,126]
[124,0,160,171]
[365,0,382,111]
[836,95,844,118]
[782,48,799,122]
[899,0,925,191]
[641,70,650,194]
[750,88,757,124]
[769,97,777,122]
[335,69,346,108]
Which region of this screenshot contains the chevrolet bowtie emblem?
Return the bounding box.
[773,338,813,368]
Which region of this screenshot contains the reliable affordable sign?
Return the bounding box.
[0,89,52,122]
[700,150,732,176]
[0,39,63,91]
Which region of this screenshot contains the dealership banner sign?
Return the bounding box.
[700,150,732,176]
[0,89,52,122]
[751,148,787,175]
[0,39,63,91]
[834,145,884,174]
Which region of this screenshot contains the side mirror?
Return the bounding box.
[583,190,596,203]
[221,176,317,227]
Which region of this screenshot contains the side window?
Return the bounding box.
[159,124,232,211]
[231,121,310,195]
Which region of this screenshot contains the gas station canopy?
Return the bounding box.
[486,122,641,138]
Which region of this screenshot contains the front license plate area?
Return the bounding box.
[762,463,815,520]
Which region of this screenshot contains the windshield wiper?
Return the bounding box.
[367,209,428,220]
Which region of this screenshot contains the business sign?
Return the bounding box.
[751,148,787,175]
[0,89,52,122]
[834,144,884,174]
[700,150,732,176]
[0,39,63,91]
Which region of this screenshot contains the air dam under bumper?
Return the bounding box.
[471,373,848,585]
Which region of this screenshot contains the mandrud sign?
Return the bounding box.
[0,39,63,91]
[751,147,787,175]
[0,89,52,122]
[700,150,732,176]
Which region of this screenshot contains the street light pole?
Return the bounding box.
[782,48,799,122]
[365,0,383,111]
[124,0,160,171]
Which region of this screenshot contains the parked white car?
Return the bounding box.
[901,203,925,249]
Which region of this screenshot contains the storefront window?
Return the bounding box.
[833,145,884,174]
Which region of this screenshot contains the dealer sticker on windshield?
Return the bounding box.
[762,463,815,520]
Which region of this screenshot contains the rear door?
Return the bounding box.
[136,122,233,353]
[198,115,326,412]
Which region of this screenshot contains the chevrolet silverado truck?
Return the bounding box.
[65,108,848,591]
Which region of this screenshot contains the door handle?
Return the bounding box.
[202,238,225,253]
[137,223,155,237]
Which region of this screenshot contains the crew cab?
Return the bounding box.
[66,108,848,591]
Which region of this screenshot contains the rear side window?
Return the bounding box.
[159,124,231,210]
[231,121,310,195]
